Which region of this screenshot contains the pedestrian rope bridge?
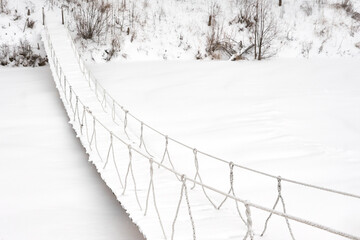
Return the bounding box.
[42,13,360,240]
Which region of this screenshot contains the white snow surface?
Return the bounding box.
[0,67,145,239]
[90,58,360,239]
[42,9,360,240]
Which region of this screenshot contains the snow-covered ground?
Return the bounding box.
[65,0,360,62]
[0,66,144,240]
[89,58,360,239]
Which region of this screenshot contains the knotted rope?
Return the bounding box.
[101,89,107,110]
[159,136,180,180]
[123,109,130,139]
[64,77,68,103]
[139,122,152,156]
[261,176,295,240]
[217,162,246,224]
[73,96,80,123]
[79,104,86,135]
[190,148,218,209]
[111,99,118,125]
[69,86,75,113]
[243,203,254,240]
[103,132,124,188]
[83,107,92,145]
[95,81,99,100]
[122,145,142,210]
[171,175,196,240]
[144,158,167,240]
[89,115,103,162]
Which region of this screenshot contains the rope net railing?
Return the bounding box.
[43,18,360,240]
[61,18,360,201]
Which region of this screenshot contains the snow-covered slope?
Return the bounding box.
[90,58,360,239]
[0,66,144,240]
[61,0,360,61]
[0,0,47,66]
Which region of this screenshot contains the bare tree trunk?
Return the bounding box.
[258,38,262,60]
[1,0,3,13]
[254,1,258,60]
[279,0,282,6]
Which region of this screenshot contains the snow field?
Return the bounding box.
[0,66,144,240]
[90,58,360,240]
[45,9,360,240]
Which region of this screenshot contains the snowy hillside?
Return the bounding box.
[1,0,359,64]
[0,0,47,66]
[61,0,360,61]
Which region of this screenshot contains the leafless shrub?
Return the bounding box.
[0,40,47,67]
[73,0,112,40]
[0,44,10,66]
[300,1,313,16]
[206,22,236,59]
[206,22,223,56]
[301,41,313,58]
[0,0,10,14]
[27,19,35,29]
[105,36,122,61]
[340,0,353,13]
[13,10,21,21]
[232,0,254,29]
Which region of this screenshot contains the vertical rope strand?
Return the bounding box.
[144,159,167,240]
[89,116,103,162]
[260,176,296,240]
[122,145,142,210]
[139,122,153,156]
[190,148,218,209]
[243,203,254,240]
[171,175,196,240]
[217,162,247,224]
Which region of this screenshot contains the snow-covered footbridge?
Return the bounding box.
[42,11,360,240]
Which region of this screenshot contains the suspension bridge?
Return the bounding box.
[42,10,360,240]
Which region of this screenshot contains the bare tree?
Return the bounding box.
[252,0,277,60]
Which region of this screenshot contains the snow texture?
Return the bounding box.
[0,66,144,240]
[43,9,360,240]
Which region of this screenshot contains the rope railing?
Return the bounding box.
[43,22,360,240]
[61,21,360,202]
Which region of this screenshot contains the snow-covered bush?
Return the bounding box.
[73,0,111,40]
[105,36,122,61]
[0,0,9,14]
[300,1,313,16]
[0,40,47,67]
